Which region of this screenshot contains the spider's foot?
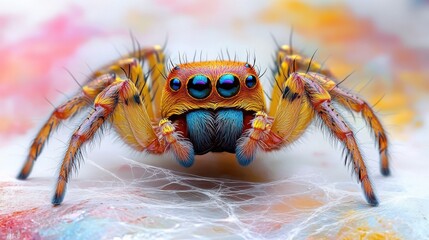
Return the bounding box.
[363,184,379,207]
[366,192,379,207]
[52,177,67,206]
[381,167,390,176]
[16,160,34,180]
[52,195,64,206]
[361,177,379,207]
[380,151,390,176]
[16,172,29,180]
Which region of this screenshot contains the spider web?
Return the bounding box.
[1,154,427,240]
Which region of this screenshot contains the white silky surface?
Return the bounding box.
[1,117,429,239]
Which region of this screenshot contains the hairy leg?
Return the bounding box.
[236,73,308,165]
[330,87,390,176]
[269,45,334,116]
[94,46,167,120]
[110,76,193,166]
[17,73,116,180]
[303,73,379,206]
[131,45,166,119]
[308,72,390,176]
[92,58,154,120]
[20,47,166,180]
[52,78,161,205]
[52,78,193,205]
[240,72,379,206]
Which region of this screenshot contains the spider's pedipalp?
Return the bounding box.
[158,119,195,167]
[236,111,274,166]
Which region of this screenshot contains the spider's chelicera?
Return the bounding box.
[17,43,390,206]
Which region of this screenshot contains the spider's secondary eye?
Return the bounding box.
[169,78,181,91]
[187,75,212,99]
[245,75,257,88]
[216,74,240,98]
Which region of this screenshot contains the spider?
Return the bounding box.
[16,41,390,206]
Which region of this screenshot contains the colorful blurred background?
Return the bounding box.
[1,0,428,239]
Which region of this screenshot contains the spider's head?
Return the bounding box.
[160,61,266,118]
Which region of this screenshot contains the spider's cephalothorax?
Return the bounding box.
[161,61,266,156]
[17,44,390,206]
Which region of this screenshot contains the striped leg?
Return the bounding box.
[131,45,166,119]
[52,78,161,205]
[315,101,379,206]
[240,72,379,206]
[92,58,154,120]
[94,46,167,120]
[301,73,378,206]
[17,73,116,180]
[309,73,390,176]
[331,87,390,176]
[269,45,334,116]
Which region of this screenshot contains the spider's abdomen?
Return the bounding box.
[184,109,247,155]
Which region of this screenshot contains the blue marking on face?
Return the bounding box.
[187,75,212,99]
[185,110,215,154]
[185,109,244,155]
[215,109,243,152]
[216,74,240,98]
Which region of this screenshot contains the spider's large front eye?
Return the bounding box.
[169,78,181,91]
[216,74,240,98]
[187,75,212,99]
